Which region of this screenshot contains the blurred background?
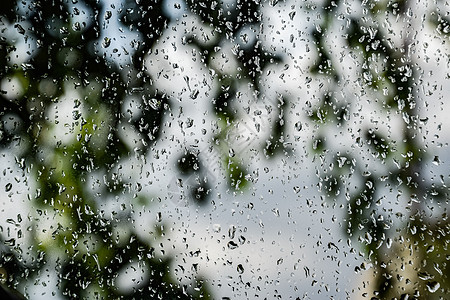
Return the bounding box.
[1,0,449,298]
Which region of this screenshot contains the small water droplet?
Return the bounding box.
[432,156,440,165]
[237,264,244,274]
[148,98,161,110]
[5,183,12,192]
[386,238,392,249]
[228,225,236,239]
[156,212,162,222]
[269,0,279,7]
[102,37,111,48]
[104,10,112,20]
[289,11,296,21]
[213,224,221,233]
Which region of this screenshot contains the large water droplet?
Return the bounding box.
[227,241,238,250]
[426,281,440,293]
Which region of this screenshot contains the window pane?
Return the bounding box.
[0,0,448,298]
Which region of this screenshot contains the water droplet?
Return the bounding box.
[156,212,162,222]
[227,241,238,250]
[269,0,279,7]
[432,156,440,165]
[5,238,15,246]
[4,253,14,262]
[5,183,12,192]
[418,272,433,280]
[289,11,296,21]
[304,266,310,277]
[213,224,221,233]
[237,264,244,274]
[426,281,440,293]
[148,98,161,110]
[102,37,111,48]
[386,238,392,249]
[72,22,81,31]
[14,24,25,35]
[104,11,112,20]
[228,225,236,239]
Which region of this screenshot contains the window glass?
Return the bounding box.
[0,0,449,298]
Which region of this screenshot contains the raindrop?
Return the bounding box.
[102,37,111,48]
[190,89,199,99]
[72,22,81,31]
[227,241,238,250]
[186,118,194,128]
[156,212,162,222]
[237,264,244,274]
[272,208,280,217]
[104,11,112,20]
[426,281,440,293]
[72,110,81,120]
[229,225,236,239]
[14,24,25,35]
[148,98,161,110]
[304,266,310,277]
[4,253,13,262]
[5,183,12,192]
[5,238,15,246]
[432,156,440,165]
[213,224,221,233]
[289,11,296,21]
[386,238,392,249]
[269,0,279,7]
[418,272,433,280]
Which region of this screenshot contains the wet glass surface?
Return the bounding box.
[0,0,449,298]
